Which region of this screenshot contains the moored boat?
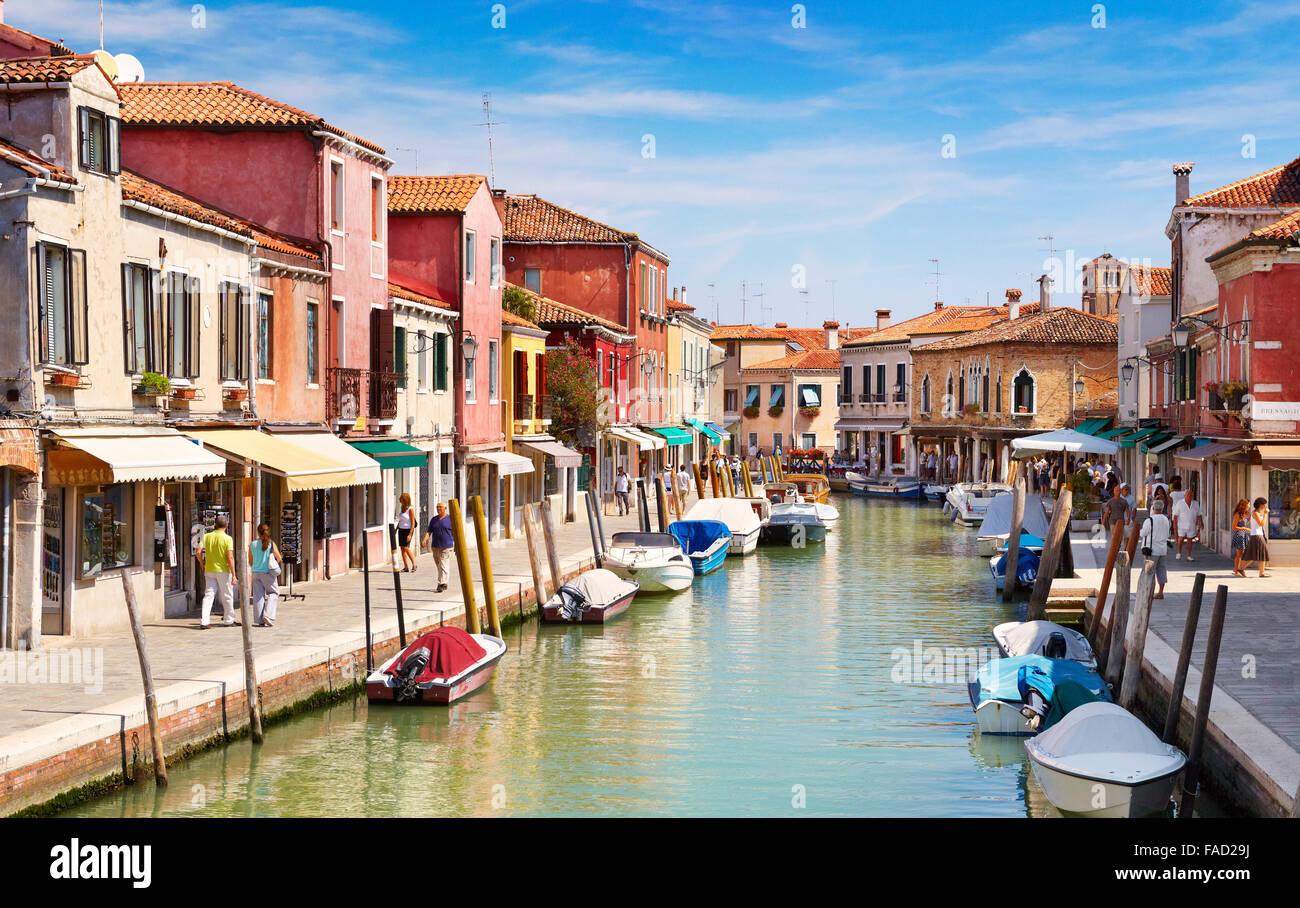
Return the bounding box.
[1025,701,1186,817]
[946,482,1012,526]
[923,483,949,503]
[540,568,640,623]
[761,502,827,545]
[602,531,693,592]
[968,654,1111,735]
[856,476,924,499]
[988,543,1042,592]
[366,626,506,705]
[976,491,1051,555]
[784,473,831,504]
[682,498,762,555]
[845,470,869,493]
[993,620,1097,670]
[667,520,731,575]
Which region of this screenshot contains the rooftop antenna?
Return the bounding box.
[825,279,838,320]
[755,282,770,326]
[392,147,421,175]
[799,289,811,327]
[708,283,717,323]
[927,258,941,302]
[475,93,504,186]
[99,0,105,49]
[740,280,747,324]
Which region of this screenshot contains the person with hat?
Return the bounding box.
[1139,498,1172,599]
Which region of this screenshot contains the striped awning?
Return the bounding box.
[50,427,226,484]
[687,419,724,443]
[186,429,359,491]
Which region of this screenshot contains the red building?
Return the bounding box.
[0,6,70,59]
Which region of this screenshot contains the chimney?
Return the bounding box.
[672,286,679,301]
[491,188,507,228]
[774,322,788,328]
[875,309,891,330]
[934,300,944,312]
[823,320,840,350]
[1037,274,1052,312]
[1005,288,1022,320]
[680,284,686,306]
[1173,162,1194,206]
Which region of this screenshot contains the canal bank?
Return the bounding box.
[0,495,646,816]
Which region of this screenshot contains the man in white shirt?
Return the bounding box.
[1139,499,1172,599]
[614,467,631,516]
[1171,489,1203,561]
[674,464,692,512]
[946,451,959,480]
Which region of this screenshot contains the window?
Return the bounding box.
[1013,368,1035,413]
[744,385,759,407]
[597,350,604,386]
[306,301,319,384]
[725,388,738,411]
[256,290,272,379]
[841,366,853,401]
[748,432,758,448]
[490,238,501,288]
[464,230,476,283]
[365,482,381,526]
[802,433,816,449]
[395,325,407,390]
[330,160,344,232]
[77,106,120,176]
[122,263,160,374]
[166,271,200,378]
[1268,470,1300,540]
[371,176,383,243]
[862,365,870,401]
[434,332,449,391]
[769,385,785,407]
[798,384,821,408]
[639,262,648,312]
[416,329,427,389]
[875,363,886,402]
[921,374,931,413]
[981,365,989,411]
[79,484,134,577]
[996,371,1003,413]
[524,268,541,294]
[773,432,783,452]
[37,242,87,366]
[896,363,907,403]
[488,339,499,401]
[218,282,247,381]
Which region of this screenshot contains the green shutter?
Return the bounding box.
[395,326,407,389]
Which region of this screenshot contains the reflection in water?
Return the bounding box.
[63,498,1112,817]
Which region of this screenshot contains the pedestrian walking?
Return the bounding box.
[395,492,417,572]
[199,514,239,629]
[674,463,691,512]
[1171,488,1203,561]
[614,467,631,515]
[1139,498,1171,600]
[1102,485,1131,534]
[249,522,281,627]
[1231,498,1251,577]
[421,500,455,592]
[1242,497,1271,578]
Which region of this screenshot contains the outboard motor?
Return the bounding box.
[393,645,431,703]
[1043,632,1068,660]
[1019,688,1050,730]
[1016,663,1053,731]
[557,584,589,621]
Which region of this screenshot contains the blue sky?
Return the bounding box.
[13,0,1300,328]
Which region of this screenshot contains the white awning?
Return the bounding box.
[1145,435,1188,455]
[604,427,642,447]
[1174,442,1240,466]
[605,426,665,450]
[518,440,582,468]
[273,431,382,484]
[50,427,226,483]
[1011,428,1120,457]
[468,451,535,476]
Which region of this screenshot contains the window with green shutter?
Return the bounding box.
[395,326,407,389]
[434,332,448,391]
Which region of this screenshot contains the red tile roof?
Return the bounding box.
[709,324,788,341]
[388,280,451,311]
[503,194,638,245]
[667,298,694,313]
[501,308,541,329]
[388,175,485,215]
[0,136,76,185]
[1182,156,1300,209]
[915,307,1118,351]
[742,348,841,372]
[0,54,114,91]
[503,282,628,334]
[844,304,1025,346]
[1128,263,1172,296]
[120,81,385,154]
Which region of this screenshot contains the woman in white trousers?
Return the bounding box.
[249,522,282,627]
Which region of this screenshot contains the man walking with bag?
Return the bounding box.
[1139,498,1172,600]
[199,515,239,629]
[421,500,455,593]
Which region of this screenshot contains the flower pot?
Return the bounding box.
[47,372,79,388]
[224,388,249,402]
[172,388,197,401]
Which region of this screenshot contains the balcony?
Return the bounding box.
[327,368,399,423]
[537,394,553,422]
[514,394,534,422]
[858,393,870,403]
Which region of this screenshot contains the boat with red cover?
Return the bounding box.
[540,568,639,623]
[366,626,506,705]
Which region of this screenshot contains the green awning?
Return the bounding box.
[1096,427,1135,440]
[1139,433,1174,453]
[1075,417,1112,436]
[1119,427,1161,449]
[348,439,427,469]
[687,419,724,444]
[648,425,692,446]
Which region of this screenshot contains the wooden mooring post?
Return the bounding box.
[522,503,551,609]
[1119,560,1156,710]
[1179,584,1229,819]
[386,524,407,649]
[361,487,374,672]
[636,478,651,531]
[1099,550,1130,684]
[692,462,706,500]
[1089,517,1127,646]
[470,495,501,637]
[540,499,564,594]
[653,475,669,533]
[584,490,604,567]
[1027,486,1072,621]
[236,481,263,743]
[448,498,481,635]
[708,461,720,497]
[119,572,167,786]
[1002,462,1024,603]
[1162,573,1205,744]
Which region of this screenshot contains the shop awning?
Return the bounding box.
[468,451,535,476]
[611,427,664,450]
[604,427,643,447]
[0,422,38,474]
[1137,433,1173,453]
[1096,427,1136,440]
[50,427,226,484]
[1257,444,1300,471]
[1011,428,1120,457]
[1119,427,1161,449]
[648,425,692,446]
[517,440,582,468]
[274,431,381,484]
[705,422,729,444]
[1075,417,1112,436]
[186,429,358,491]
[348,439,426,470]
[1144,434,1188,455]
[835,419,905,432]
[687,419,725,444]
[1174,442,1240,466]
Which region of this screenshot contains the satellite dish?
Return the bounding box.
[113,53,146,84]
[91,50,119,81]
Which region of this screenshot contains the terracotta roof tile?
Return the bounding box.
[387,280,450,309]
[741,348,841,372]
[388,175,485,215]
[1128,263,1172,296]
[844,304,1022,346]
[503,282,628,334]
[0,54,112,90]
[709,324,788,341]
[667,298,694,313]
[501,308,541,329]
[120,81,385,155]
[1182,156,1300,209]
[503,194,638,244]
[914,307,1117,351]
[0,136,76,185]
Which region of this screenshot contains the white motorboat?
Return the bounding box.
[682,498,762,555]
[813,501,839,528]
[994,620,1097,671]
[968,655,1110,736]
[976,492,1051,556]
[946,482,1012,527]
[366,627,507,705]
[1025,702,1186,817]
[845,470,869,493]
[601,531,693,592]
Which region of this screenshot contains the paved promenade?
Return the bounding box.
[1071,532,1300,815]
[0,492,652,812]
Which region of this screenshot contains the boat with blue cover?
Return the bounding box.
[989,541,1042,591]
[667,520,732,575]
[968,654,1110,735]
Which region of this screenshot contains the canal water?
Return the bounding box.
[65,497,1091,817]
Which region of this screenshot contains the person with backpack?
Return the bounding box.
[1139,498,1172,600]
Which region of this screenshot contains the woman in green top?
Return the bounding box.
[249,522,283,627]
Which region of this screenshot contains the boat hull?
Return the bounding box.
[540,587,638,623]
[969,681,1036,735]
[606,559,693,592]
[855,481,923,499]
[761,521,827,545]
[1025,753,1181,818]
[365,635,506,705]
[688,541,728,575]
[727,526,761,556]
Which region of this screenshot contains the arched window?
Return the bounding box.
[995,369,1003,413]
[957,366,965,409]
[922,374,931,413]
[1013,367,1036,414]
[982,356,990,411]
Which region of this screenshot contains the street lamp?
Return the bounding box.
[1074,377,1085,398]
[461,332,479,363]
[1121,360,1135,384]
[1171,319,1192,348]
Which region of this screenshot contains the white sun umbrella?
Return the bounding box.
[1011,428,1120,458]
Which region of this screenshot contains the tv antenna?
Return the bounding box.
[799,289,811,326]
[754,282,770,326]
[707,283,717,323]
[825,279,838,320]
[392,147,421,175]
[475,93,504,186]
[927,258,941,302]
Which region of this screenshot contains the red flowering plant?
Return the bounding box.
[544,339,604,447]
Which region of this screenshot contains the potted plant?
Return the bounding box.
[1203,380,1225,410]
[46,371,79,388]
[171,386,198,401]
[1223,381,1247,410]
[798,406,820,419]
[1068,468,1096,530]
[134,372,170,397]
[768,405,784,418]
[223,386,249,402]
[962,402,980,417]
[742,405,759,419]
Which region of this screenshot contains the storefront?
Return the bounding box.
[647,425,692,468]
[514,439,582,528]
[1256,444,1300,565]
[466,451,535,539]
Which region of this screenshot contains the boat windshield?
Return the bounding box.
[611,532,680,548]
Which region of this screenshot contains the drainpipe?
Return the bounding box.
[2,467,9,648]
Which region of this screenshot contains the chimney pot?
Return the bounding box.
[1173,162,1194,206]
[1037,274,1052,312]
[874,309,891,330]
[774,322,788,328]
[934,300,944,311]
[823,321,839,350]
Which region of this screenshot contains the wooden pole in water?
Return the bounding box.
[1119,560,1157,710]
[1002,461,1024,603]
[119,571,167,786]
[361,489,374,672]
[387,524,407,648]
[584,490,604,568]
[1162,572,1205,744]
[636,478,651,531]
[470,495,500,637]
[742,463,754,498]
[653,475,669,533]
[1100,551,1130,686]
[522,503,550,608]
[1124,512,1143,564]
[540,499,564,595]
[1027,486,1071,621]
[448,498,480,635]
[236,479,263,744]
[1179,584,1229,819]
[1089,517,1127,645]
[591,484,608,549]
[671,473,684,523]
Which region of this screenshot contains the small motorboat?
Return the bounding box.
[764,481,801,505]
[946,483,1012,526]
[923,483,948,503]
[989,545,1041,592]
[667,520,731,575]
[540,568,640,623]
[854,476,924,499]
[845,470,869,493]
[602,531,693,592]
[684,498,763,555]
[994,620,1097,671]
[1025,701,1186,817]
[976,492,1051,556]
[968,654,1110,735]
[761,502,827,545]
[366,626,506,705]
[784,473,831,504]
[813,501,839,529]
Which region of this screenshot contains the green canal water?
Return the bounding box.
[64,498,1088,817]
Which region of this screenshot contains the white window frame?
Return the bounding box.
[329,156,345,270]
[489,237,501,288]
[464,229,477,284]
[488,338,499,403]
